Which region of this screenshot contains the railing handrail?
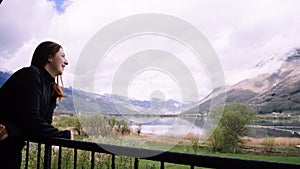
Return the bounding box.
[27,137,300,169]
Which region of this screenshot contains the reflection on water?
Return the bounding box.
[113,116,300,138]
[252,119,300,127]
[248,119,300,138]
[116,116,206,137]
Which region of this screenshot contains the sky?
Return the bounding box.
[0,0,300,102]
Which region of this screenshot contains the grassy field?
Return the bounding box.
[144,142,300,165]
[74,134,300,167]
[137,148,300,169]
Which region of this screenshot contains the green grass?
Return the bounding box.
[204,153,300,164]
[138,160,206,169]
[144,142,300,165]
[137,154,300,169]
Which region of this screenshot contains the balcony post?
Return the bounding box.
[134,158,139,169]
[44,144,52,169]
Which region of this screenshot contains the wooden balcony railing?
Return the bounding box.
[23,138,300,169]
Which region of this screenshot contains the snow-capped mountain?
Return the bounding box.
[2,47,299,115]
[253,48,300,70]
[54,88,193,116]
[185,47,300,114]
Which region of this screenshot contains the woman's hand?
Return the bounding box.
[70,130,74,140]
[0,124,9,141]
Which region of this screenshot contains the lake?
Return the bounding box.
[115,116,300,138]
[248,119,300,138]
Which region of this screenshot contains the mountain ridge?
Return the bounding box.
[1,47,299,115]
[0,73,190,116]
[185,47,300,114]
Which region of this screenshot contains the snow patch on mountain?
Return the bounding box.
[253,47,300,71]
[239,47,300,82]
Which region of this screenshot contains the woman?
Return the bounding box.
[0,41,73,169]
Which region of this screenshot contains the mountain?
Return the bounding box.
[0,71,11,87]
[1,48,299,115]
[185,48,300,114]
[0,71,190,116]
[59,90,192,116]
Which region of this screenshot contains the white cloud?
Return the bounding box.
[1,0,300,100]
[0,0,56,60]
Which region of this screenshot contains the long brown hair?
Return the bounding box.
[31,41,65,101]
[53,76,64,101]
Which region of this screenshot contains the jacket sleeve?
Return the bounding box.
[0,74,25,141]
[17,69,71,140]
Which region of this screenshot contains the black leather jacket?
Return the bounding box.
[0,66,70,141]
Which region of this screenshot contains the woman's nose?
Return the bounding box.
[64,58,69,65]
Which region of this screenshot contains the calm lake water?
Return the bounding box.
[118,116,205,137]
[248,119,300,138]
[115,116,300,138]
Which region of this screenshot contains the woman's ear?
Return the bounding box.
[48,56,53,62]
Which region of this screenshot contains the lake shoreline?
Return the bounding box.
[134,132,300,148]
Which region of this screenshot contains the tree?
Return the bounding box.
[209,126,225,152]
[208,103,257,153]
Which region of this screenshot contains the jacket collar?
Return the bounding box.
[31,65,55,84]
[41,67,55,84]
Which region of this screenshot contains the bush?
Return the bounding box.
[263,136,275,154]
[208,103,257,153]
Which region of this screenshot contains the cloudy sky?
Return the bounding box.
[1,0,299,102]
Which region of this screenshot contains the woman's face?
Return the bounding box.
[49,48,68,76]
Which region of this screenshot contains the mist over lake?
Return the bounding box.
[112,115,300,139]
